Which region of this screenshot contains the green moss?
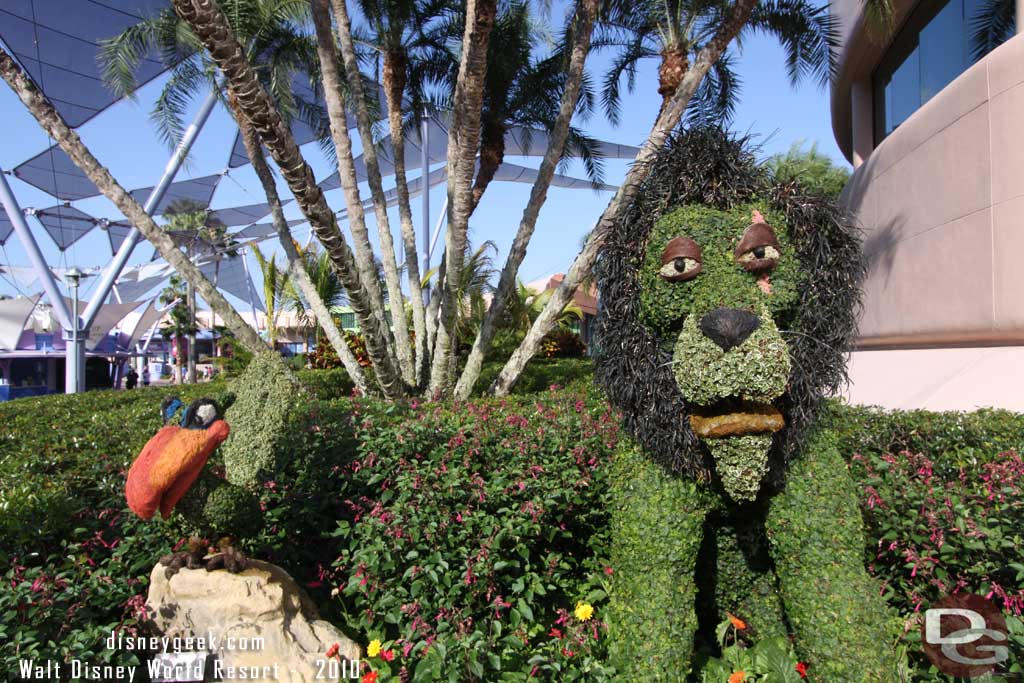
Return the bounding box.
[638,203,801,339]
[607,437,710,681]
[672,312,791,406]
[221,351,306,488]
[765,428,901,681]
[706,434,772,503]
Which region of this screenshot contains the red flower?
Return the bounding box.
[548,627,563,638]
[796,662,808,679]
[381,650,395,662]
[727,613,746,630]
[361,672,378,683]
[604,566,614,575]
[325,643,339,658]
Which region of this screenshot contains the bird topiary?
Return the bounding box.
[125,351,306,577]
[593,127,900,682]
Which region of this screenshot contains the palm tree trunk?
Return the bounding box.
[658,46,689,111]
[470,119,506,212]
[454,0,600,400]
[382,48,429,389]
[490,0,761,396]
[187,278,197,383]
[428,0,499,396]
[0,48,268,358]
[327,0,416,386]
[170,0,405,399]
[238,120,372,395]
[309,0,403,379]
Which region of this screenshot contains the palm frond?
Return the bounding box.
[970,0,1015,61]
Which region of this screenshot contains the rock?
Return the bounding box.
[146,560,361,682]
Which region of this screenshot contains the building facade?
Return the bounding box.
[831,0,1024,410]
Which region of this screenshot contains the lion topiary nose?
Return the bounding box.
[698,307,761,352]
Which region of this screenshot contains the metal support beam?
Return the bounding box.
[0,171,73,330]
[81,84,221,330]
[420,112,430,293]
[429,197,448,261]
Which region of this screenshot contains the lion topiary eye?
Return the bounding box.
[735,216,781,272]
[659,236,702,282]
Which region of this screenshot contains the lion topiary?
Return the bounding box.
[594,127,899,682]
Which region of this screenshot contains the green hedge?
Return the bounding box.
[823,401,1024,471]
[1,379,1022,680]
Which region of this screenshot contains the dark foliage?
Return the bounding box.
[593,126,865,488]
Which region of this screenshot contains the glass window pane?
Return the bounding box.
[920,0,965,103]
[886,46,921,134]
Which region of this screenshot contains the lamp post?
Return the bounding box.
[64,267,85,394]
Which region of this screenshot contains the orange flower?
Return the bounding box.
[729,672,746,683]
[727,613,746,630]
[361,672,378,683]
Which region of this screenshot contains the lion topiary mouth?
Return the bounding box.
[688,398,785,438]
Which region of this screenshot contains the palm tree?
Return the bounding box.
[502,281,583,335]
[251,245,291,346]
[99,0,371,394]
[353,0,452,387]
[426,1,605,211]
[157,274,195,384]
[595,0,836,123]
[285,243,349,340]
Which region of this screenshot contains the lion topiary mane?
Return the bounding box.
[594,126,863,490]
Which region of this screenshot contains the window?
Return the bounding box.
[873,0,1014,143]
[339,312,357,330]
[280,342,305,357]
[34,334,54,351]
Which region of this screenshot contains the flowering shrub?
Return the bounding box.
[262,384,620,681]
[0,382,226,669]
[3,376,1024,679]
[307,331,372,369]
[850,447,1024,674]
[540,329,586,359]
[698,615,807,683]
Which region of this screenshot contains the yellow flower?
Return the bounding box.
[367,639,382,658]
[574,602,594,622]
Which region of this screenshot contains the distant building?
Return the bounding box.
[830,0,1024,410]
[523,274,597,349]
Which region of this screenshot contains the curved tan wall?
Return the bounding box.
[832,20,1024,348]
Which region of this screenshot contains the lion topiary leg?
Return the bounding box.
[698,509,788,641]
[766,430,900,682]
[607,438,709,681]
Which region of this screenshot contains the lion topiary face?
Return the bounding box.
[594,128,864,500]
[636,204,806,501]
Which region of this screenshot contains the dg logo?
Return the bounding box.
[923,593,1009,678]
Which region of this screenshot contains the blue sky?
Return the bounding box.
[0,12,848,310]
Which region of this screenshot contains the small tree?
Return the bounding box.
[157,275,194,384]
[764,141,851,199]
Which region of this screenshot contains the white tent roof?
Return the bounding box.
[0,293,41,350]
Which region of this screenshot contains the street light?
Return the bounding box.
[65,267,84,393]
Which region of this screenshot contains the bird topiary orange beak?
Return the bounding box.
[125,420,230,520]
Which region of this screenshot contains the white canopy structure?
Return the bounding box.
[0,0,641,395]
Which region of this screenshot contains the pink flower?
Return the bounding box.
[381,650,394,662]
